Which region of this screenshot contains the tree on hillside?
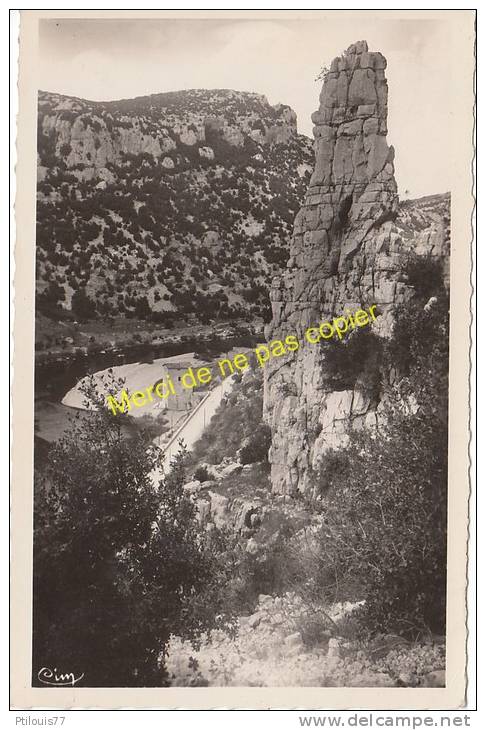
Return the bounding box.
[71,288,97,320]
[33,377,228,687]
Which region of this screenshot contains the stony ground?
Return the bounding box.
[167,593,446,688]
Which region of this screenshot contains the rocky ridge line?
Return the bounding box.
[38,89,299,179]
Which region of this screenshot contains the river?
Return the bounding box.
[35,338,243,456]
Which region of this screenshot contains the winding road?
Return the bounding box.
[154,374,235,471]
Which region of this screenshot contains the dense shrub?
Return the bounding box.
[314,450,349,498]
[314,406,447,638]
[386,294,449,414]
[71,288,97,320]
[33,378,230,687]
[312,291,450,638]
[322,328,384,391]
[239,423,272,464]
[193,465,214,483]
[405,253,443,300]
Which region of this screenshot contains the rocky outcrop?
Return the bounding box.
[37,89,299,174]
[263,41,449,495]
[167,590,445,686]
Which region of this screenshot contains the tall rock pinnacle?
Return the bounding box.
[271,40,398,333]
[264,42,405,495]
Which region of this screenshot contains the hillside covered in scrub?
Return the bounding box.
[36,89,314,327]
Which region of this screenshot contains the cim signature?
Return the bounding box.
[37,667,84,687]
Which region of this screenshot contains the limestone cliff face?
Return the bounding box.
[38,89,298,179]
[263,41,449,495]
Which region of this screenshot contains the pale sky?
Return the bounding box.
[38,16,452,199]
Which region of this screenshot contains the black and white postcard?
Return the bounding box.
[11,9,475,710]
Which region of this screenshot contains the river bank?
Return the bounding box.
[35,327,253,450]
[35,319,261,399]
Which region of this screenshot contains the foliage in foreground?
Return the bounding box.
[312,281,449,639]
[33,378,230,687]
[313,406,448,638]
